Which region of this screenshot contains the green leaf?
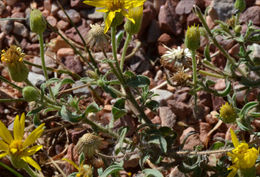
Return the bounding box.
[85,102,101,114]
[79,152,85,165]
[116,30,125,49]
[142,169,163,177]
[52,78,75,96]
[148,135,167,153]
[216,80,231,96]
[112,98,127,121]
[240,101,258,117]
[210,141,224,150]
[204,44,211,61]
[60,105,83,122]
[27,106,45,116]
[102,85,117,98]
[115,127,128,154]
[145,100,159,111]
[127,75,150,88]
[100,164,123,177]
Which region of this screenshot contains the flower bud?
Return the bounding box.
[234,25,242,34]
[22,86,40,102]
[1,45,29,82]
[124,6,143,35]
[185,25,200,51]
[234,0,246,12]
[219,102,237,123]
[30,9,46,34]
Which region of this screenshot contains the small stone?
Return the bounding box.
[51,3,59,15]
[114,115,136,137]
[71,0,81,7]
[214,79,226,91]
[64,56,83,74]
[187,12,200,26]
[13,22,28,37]
[180,127,202,150]
[153,0,166,12]
[0,20,14,34]
[199,122,211,146]
[159,106,177,128]
[32,55,57,75]
[0,32,5,49]
[256,0,260,5]
[46,16,57,26]
[205,112,219,125]
[152,89,174,104]
[5,0,18,6]
[216,35,235,50]
[57,20,70,30]
[28,72,45,86]
[87,8,104,20]
[57,48,74,60]
[175,0,195,15]
[157,33,175,55]
[49,36,70,52]
[168,100,194,123]
[158,0,182,35]
[228,43,240,58]
[44,0,52,12]
[240,6,260,25]
[11,12,24,19]
[57,9,81,24]
[72,80,93,95]
[0,1,5,15]
[210,0,234,21]
[250,44,260,63]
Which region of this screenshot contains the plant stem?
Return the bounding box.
[194,5,247,78]
[120,33,132,71]
[0,75,22,91]
[111,27,122,73]
[191,50,197,87]
[23,165,38,177]
[0,98,25,103]
[199,70,224,79]
[0,161,23,177]
[38,33,55,101]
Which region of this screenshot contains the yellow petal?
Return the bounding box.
[0,120,13,144]
[21,156,41,170]
[124,0,146,9]
[96,8,109,13]
[227,167,237,177]
[0,152,8,159]
[121,10,135,24]
[83,0,107,7]
[62,158,79,170]
[23,145,43,156]
[0,140,9,152]
[20,113,25,137]
[230,128,239,148]
[13,115,23,140]
[104,11,116,33]
[23,123,45,148]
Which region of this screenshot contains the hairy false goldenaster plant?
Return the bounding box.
[227,129,259,177]
[0,113,45,173]
[219,102,237,123]
[83,0,146,33]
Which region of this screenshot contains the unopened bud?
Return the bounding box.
[185,25,200,51]
[30,9,46,34]
[234,0,246,12]
[124,6,143,35]
[22,86,40,102]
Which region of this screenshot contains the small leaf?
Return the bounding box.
[116,30,124,49]
[112,98,127,120]
[127,75,150,88]
[60,105,82,122]
[142,169,163,177]
[85,102,101,114]
[100,164,123,177]
[145,100,159,111]
[148,135,167,153]
[210,141,224,150]
[204,44,211,61]
[116,127,128,153]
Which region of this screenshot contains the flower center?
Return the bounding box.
[9,140,23,155]
[1,45,25,64]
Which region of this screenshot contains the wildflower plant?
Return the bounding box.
[0,0,260,176]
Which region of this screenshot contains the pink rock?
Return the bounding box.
[46,16,57,27]
[240,6,260,26]
[57,48,74,60]
[64,56,83,74]
[159,106,177,128]
[158,0,182,35]
[187,12,200,26]
[180,127,202,150]
[214,79,226,91]
[176,0,195,15]
[57,20,70,30]
[199,122,211,146]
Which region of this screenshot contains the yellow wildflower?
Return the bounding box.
[1,45,29,82]
[227,128,259,177]
[83,0,146,33]
[63,158,93,177]
[0,113,45,170]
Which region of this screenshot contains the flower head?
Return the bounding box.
[75,133,102,158]
[1,45,29,82]
[63,158,93,177]
[171,68,191,86]
[219,102,237,123]
[227,128,259,177]
[30,9,46,34]
[124,5,143,34]
[85,23,109,51]
[83,0,146,33]
[0,113,45,170]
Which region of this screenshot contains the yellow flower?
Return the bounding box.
[63,158,93,177]
[1,45,29,82]
[0,113,45,170]
[83,0,146,33]
[227,128,259,177]
[219,102,237,123]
